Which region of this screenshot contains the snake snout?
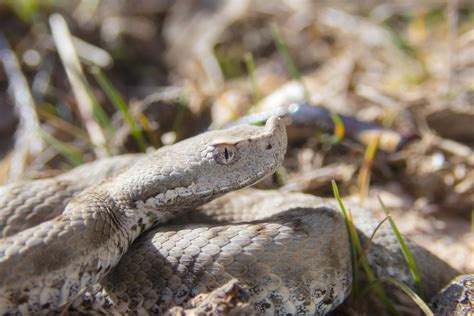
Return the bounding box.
[265,116,283,132]
[264,116,287,160]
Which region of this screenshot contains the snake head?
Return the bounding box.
[199,116,287,194]
[109,117,287,212]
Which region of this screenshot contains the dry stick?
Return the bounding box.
[357,214,390,265]
[37,108,90,142]
[49,14,108,158]
[357,134,380,206]
[0,33,44,181]
[135,112,160,149]
[72,36,113,68]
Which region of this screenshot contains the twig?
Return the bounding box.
[36,108,90,142]
[49,13,109,157]
[72,36,113,68]
[357,214,390,265]
[358,134,380,206]
[0,32,44,181]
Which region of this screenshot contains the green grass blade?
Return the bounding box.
[378,196,425,298]
[332,181,362,300]
[67,63,115,139]
[75,70,114,135]
[362,277,433,316]
[37,128,84,167]
[332,182,374,284]
[4,0,39,23]
[385,25,417,58]
[244,52,261,105]
[332,180,399,315]
[332,180,357,260]
[171,92,188,143]
[271,23,309,102]
[90,66,148,151]
[382,278,433,316]
[89,92,114,133]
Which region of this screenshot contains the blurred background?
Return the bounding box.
[0,1,473,314]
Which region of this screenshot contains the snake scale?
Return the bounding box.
[0,117,464,315]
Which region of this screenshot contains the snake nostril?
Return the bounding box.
[265,143,272,150]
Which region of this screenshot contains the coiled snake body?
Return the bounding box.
[0,117,463,315]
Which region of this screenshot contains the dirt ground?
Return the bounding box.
[0,1,472,315]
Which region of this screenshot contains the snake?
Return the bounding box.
[0,116,466,315]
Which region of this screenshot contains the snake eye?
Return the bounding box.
[213,144,238,165]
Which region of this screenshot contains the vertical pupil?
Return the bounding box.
[224,147,229,160]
